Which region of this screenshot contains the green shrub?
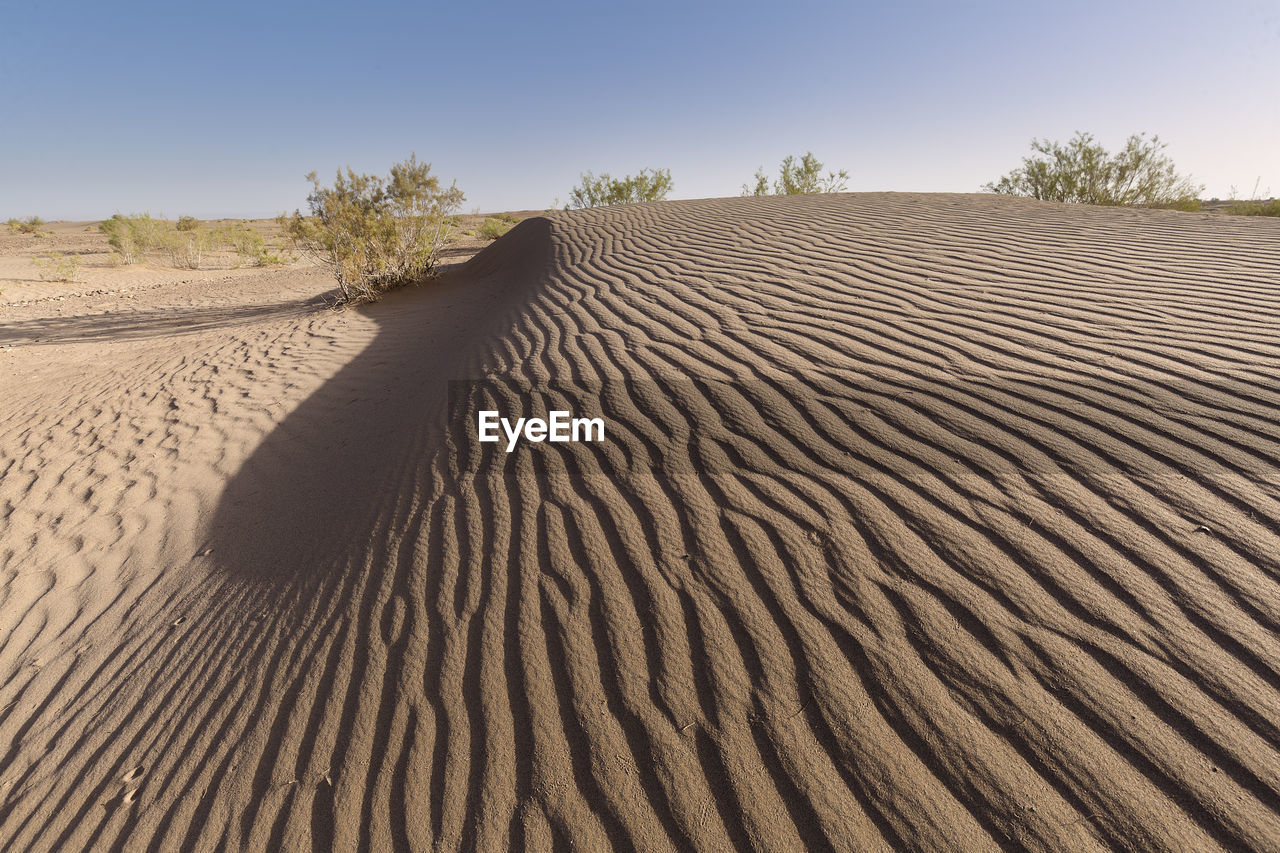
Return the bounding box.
[99,214,162,264]
[211,222,294,266]
[7,216,47,235]
[479,217,512,240]
[98,215,286,269]
[1153,197,1203,212]
[34,252,81,282]
[211,222,257,261]
[566,168,672,209]
[158,228,208,269]
[251,247,295,266]
[1224,181,1280,216]
[984,132,1202,207]
[280,153,465,303]
[743,153,848,196]
[1228,199,1280,217]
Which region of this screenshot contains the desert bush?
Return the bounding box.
[1229,199,1280,217]
[1224,179,1280,216]
[280,154,465,303]
[743,153,849,196]
[211,222,259,261]
[479,217,512,240]
[566,168,673,209]
[7,216,47,235]
[212,222,294,266]
[98,215,286,269]
[159,228,208,269]
[1153,197,1203,212]
[99,214,163,264]
[159,223,240,269]
[984,132,1202,207]
[98,216,135,262]
[34,251,81,282]
[252,246,295,266]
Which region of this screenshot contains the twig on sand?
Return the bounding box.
[787,699,811,720]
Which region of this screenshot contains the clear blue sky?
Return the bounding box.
[2,0,1277,219]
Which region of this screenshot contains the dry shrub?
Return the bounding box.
[99,214,162,264]
[985,132,1202,207]
[1230,199,1280,217]
[160,229,206,269]
[99,215,288,269]
[35,252,81,282]
[566,169,672,209]
[280,154,464,303]
[743,153,848,196]
[479,217,512,240]
[7,216,47,235]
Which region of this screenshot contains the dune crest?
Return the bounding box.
[3,193,1280,851]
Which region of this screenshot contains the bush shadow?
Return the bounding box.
[202,218,552,587]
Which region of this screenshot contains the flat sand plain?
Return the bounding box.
[2,194,1280,851]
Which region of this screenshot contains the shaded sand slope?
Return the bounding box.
[4,194,1280,851]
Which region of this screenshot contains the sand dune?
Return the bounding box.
[3,193,1280,851]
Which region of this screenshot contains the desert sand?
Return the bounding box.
[2,193,1280,851]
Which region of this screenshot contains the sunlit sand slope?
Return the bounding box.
[3,194,1280,851]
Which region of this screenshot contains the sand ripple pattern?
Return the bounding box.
[3,194,1280,851]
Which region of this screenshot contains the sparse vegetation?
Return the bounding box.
[984,132,1202,207]
[99,214,161,264]
[253,246,295,266]
[566,169,672,209]
[280,154,464,304]
[1153,197,1203,212]
[98,214,290,268]
[7,216,48,236]
[221,223,294,267]
[34,251,81,282]
[158,228,207,269]
[478,213,518,241]
[1229,199,1280,217]
[1225,179,1280,216]
[217,224,256,261]
[479,218,512,241]
[743,153,849,196]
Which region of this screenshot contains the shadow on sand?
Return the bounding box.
[201,218,552,587]
[0,299,327,345]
